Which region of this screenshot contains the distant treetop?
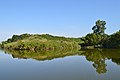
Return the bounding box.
[92,20,106,35]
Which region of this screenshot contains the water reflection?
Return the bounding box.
[81,49,120,74]
[3,49,120,74]
[112,58,120,65]
[81,49,107,74]
[4,49,83,61]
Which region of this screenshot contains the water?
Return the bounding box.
[0,49,120,80]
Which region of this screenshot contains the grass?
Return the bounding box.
[2,34,82,51]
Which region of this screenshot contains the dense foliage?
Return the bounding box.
[80,20,108,48]
[92,20,106,34]
[1,34,82,50]
[81,30,120,48]
[81,33,108,47]
[103,30,120,48]
[80,20,120,49]
[1,20,120,49]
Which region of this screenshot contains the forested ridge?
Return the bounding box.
[80,20,120,48]
[0,20,120,50]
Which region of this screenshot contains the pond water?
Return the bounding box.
[0,49,120,80]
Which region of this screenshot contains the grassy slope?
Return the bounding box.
[2,34,82,50]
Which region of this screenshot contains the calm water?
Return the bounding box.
[0,49,120,80]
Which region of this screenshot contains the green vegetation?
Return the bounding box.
[81,49,107,74]
[81,30,120,49]
[80,20,120,49]
[0,20,120,50]
[81,33,108,47]
[1,34,81,50]
[0,20,120,75]
[0,43,1,48]
[92,20,106,35]
[103,30,120,48]
[4,49,83,61]
[4,47,120,74]
[80,20,108,48]
[81,49,120,74]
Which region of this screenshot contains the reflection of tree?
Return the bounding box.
[3,48,120,74]
[4,49,83,61]
[112,58,120,65]
[93,59,107,74]
[81,49,120,74]
[81,49,107,74]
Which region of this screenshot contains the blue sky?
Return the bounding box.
[0,0,120,42]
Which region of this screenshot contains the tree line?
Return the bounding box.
[0,20,120,50]
[80,20,120,48]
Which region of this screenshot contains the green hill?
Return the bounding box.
[1,34,82,51]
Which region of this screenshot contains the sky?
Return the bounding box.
[0,0,120,42]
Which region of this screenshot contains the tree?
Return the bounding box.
[103,30,120,48]
[92,20,106,34]
[80,20,108,47]
[81,33,108,47]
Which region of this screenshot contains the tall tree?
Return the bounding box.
[92,20,106,34]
